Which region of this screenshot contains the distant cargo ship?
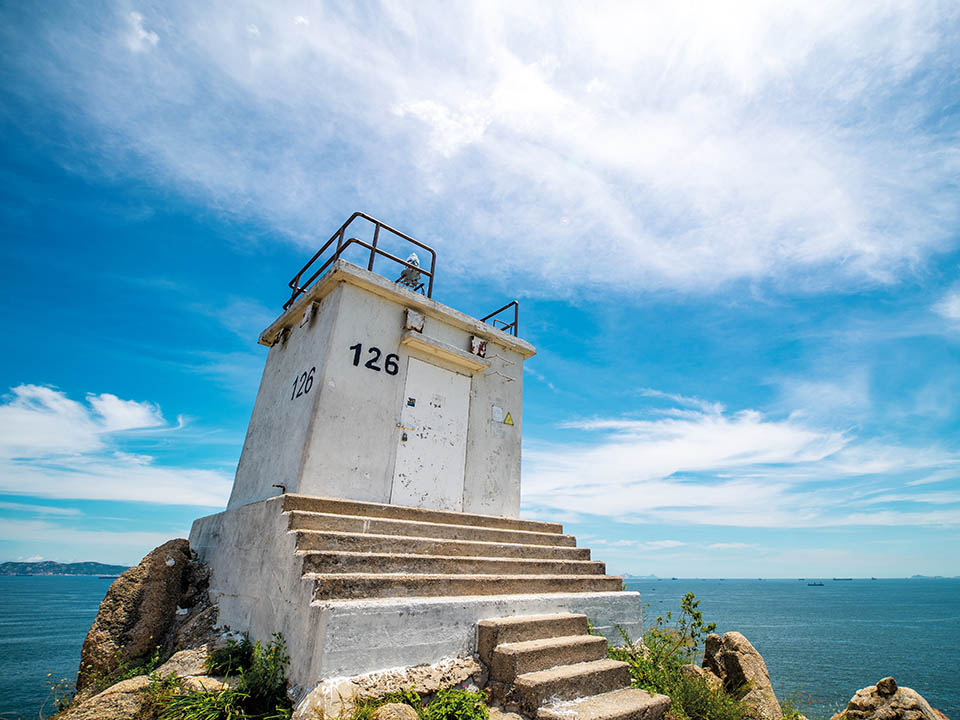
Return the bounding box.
[833,577,853,581]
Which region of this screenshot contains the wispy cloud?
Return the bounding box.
[17,1,960,296]
[125,11,158,52]
[706,542,756,551]
[0,501,81,516]
[0,519,182,565]
[933,288,960,323]
[523,390,960,528]
[0,385,231,506]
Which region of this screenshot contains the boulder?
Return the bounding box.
[56,676,150,720]
[155,646,211,678]
[681,663,722,692]
[182,675,228,693]
[76,539,209,691]
[830,677,946,720]
[372,703,421,720]
[702,632,782,720]
[489,708,526,720]
[295,656,487,719]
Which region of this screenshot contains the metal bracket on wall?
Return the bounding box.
[484,353,516,366]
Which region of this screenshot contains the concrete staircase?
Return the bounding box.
[279,494,625,601]
[478,614,670,720]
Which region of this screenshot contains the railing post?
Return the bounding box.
[368,224,381,272]
[427,253,436,298]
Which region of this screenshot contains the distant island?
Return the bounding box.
[910,574,959,579]
[0,560,130,576]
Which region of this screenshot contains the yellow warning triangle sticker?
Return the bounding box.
[503,412,514,426]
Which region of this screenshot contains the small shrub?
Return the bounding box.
[423,689,488,720]
[240,633,292,716]
[608,594,752,720]
[352,688,487,720]
[207,635,255,676]
[143,632,291,720]
[160,686,252,720]
[383,688,423,709]
[779,687,812,720]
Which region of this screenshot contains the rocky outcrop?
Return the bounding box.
[56,676,152,720]
[76,539,212,692]
[295,656,487,719]
[702,632,782,720]
[681,663,722,692]
[831,677,948,720]
[58,646,228,719]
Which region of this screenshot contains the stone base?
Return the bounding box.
[312,591,642,683]
[189,495,642,694]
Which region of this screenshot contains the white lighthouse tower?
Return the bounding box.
[189,213,644,711]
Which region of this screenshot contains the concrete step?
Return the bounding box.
[478,613,590,664]
[490,634,609,682]
[283,494,563,534]
[307,574,624,601]
[299,551,606,577]
[287,510,578,547]
[537,688,671,720]
[514,659,632,715]
[294,530,591,560]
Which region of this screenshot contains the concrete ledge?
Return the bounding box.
[400,330,490,371]
[311,591,643,681]
[260,260,536,357]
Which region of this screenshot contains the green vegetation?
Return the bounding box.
[608,593,751,720]
[607,592,817,720]
[778,688,812,720]
[349,687,488,720]
[423,688,489,720]
[206,635,255,676]
[0,559,130,576]
[58,642,169,705]
[144,633,293,720]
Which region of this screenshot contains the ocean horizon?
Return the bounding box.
[1,576,957,719]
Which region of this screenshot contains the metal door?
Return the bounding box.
[391,357,471,511]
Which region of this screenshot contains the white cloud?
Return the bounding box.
[707,542,756,550]
[125,11,158,52]
[0,520,182,565]
[933,288,960,322]
[25,1,960,296]
[247,24,260,37]
[595,538,686,551]
[87,392,165,432]
[775,371,872,423]
[0,385,231,506]
[523,390,960,528]
[524,366,556,392]
[0,501,81,516]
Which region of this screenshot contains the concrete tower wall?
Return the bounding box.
[227,261,535,517]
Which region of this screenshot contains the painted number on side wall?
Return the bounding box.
[290,367,315,400]
[349,343,399,375]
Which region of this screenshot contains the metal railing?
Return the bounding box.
[481,300,519,336]
[283,212,438,310]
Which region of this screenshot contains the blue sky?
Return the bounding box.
[1,1,958,577]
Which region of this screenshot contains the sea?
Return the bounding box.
[0,576,957,719]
